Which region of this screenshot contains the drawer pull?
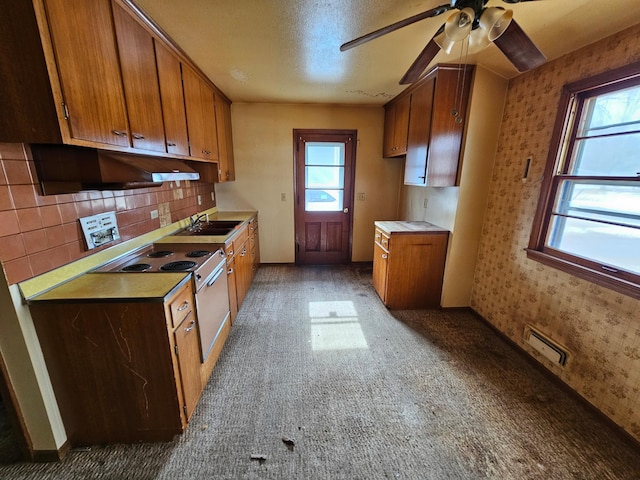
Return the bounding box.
[132,133,145,139]
[184,320,196,332]
[167,141,177,146]
[227,250,234,257]
[227,268,234,274]
[177,301,189,312]
[381,254,388,259]
[111,129,127,136]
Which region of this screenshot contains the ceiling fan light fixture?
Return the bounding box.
[444,7,475,42]
[469,27,491,51]
[480,7,513,41]
[434,31,456,54]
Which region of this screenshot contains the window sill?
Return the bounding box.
[525,249,640,300]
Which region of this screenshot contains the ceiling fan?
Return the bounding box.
[340,0,546,84]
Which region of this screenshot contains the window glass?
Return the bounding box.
[529,67,640,296]
[305,142,345,212]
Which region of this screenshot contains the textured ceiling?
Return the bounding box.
[133,0,640,105]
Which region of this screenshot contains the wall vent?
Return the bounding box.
[524,326,569,367]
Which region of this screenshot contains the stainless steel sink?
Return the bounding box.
[177,220,243,236]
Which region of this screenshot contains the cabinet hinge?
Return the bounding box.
[61,102,69,120]
[174,345,179,356]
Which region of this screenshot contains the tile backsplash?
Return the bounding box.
[0,143,215,285]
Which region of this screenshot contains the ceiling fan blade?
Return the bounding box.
[399,25,445,85]
[340,4,451,52]
[492,19,546,72]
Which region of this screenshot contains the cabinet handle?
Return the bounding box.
[167,141,177,146]
[240,249,247,256]
[184,320,196,332]
[227,250,234,257]
[227,268,234,274]
[177,301,189,312]
[202,149,211,155]
[112,129,127,136]
[382,254,388,259]
[132,133,145,139]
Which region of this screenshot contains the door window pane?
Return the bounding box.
[305,142,345,211]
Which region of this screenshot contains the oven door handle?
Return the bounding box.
[205,266,225,287]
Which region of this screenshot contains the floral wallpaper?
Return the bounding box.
[470,24,640,442]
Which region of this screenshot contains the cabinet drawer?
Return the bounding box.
[374,229,390,250]
[169,283,193,329]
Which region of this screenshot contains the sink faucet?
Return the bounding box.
[189,213,208,229]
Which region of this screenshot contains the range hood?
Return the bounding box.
[31,144,200,194]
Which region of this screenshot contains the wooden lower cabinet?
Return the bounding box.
[224,215,259,323]
[372,224,448,309]
[30,281,201,445]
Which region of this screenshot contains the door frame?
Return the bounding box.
[293,129,357,265]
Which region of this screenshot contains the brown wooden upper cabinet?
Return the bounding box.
[404,65,473,187]
[0,0,235,177]
[112,1,166,152]
[383,94,411,157]
[41,0,131,147]
[183,64,219,163]
[215,93,236,182]
[154,41,190,156]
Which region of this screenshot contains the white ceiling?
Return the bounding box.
[133,0,640,105]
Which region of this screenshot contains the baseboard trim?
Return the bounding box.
[31,440,71,462]
[465,307,640,451]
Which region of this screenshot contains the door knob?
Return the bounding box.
[343,207,349,213]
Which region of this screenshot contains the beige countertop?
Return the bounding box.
[374,220,449,234]
[29,272,190,303]
[156,210,257,246]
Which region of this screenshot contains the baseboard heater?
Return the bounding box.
[524,326,569,367]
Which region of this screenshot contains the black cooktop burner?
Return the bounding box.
[186,250,211,258]
[122,263,152,272]
[160,260,198,272]
[148,250,174,258]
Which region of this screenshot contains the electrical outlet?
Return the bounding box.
[197,195,202,205]
[357,192,365,201]
[211,192,215,201]
[423,198,428,209]
[150,209,159,219]
[281,193,287,201]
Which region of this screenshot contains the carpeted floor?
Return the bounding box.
[1,264,639,479]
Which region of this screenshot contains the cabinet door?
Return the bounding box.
[155,41,190,156]
[235,240,251,308]
[174,312,202,421]
[44,0,129,146]
[226,256,239,324]
[183,65,219,162]
[383,95,410,157]
[112,2,165,152]
[386,233,448,308]
[215,93,235,181]
[372,239,388,302]
[427,68,471,186]
[393,95,411,156]
[404,78,435,186]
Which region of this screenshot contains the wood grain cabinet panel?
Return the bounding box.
[155,40,190,156]
[215,93,236,182]
[383,94,411,157]
[43,0,130,147]
[183,64,219,162]
[29,281,203,445]
[372,226,448,309]
[112,1,166,152]
[404,65,473,186]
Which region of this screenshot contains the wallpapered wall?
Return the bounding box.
[470,24,640,441]
[0,143,215,285]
